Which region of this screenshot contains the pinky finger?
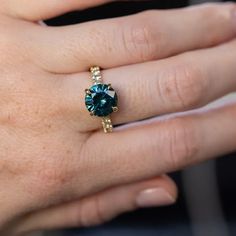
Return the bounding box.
[8,175,177,235]
[0,0,112,21]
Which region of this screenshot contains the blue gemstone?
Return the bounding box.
[85,84,118,117]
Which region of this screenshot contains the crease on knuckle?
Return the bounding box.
[166,118,199,170]
[199,2,236,43]
[79,197,105,227]
[158,62,207,111]
[122,12,157,61]
[201,2,235,20]
[94,195,107,224]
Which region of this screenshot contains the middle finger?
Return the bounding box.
[35,3,236,73]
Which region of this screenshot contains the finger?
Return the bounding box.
[63,38,236,132]
[0,0,112,21]
[85,101,236,191]
[10,175,177,234]
[34,3,236,73]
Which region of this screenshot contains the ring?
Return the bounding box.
[85,66,118,133]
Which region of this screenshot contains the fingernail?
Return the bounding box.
[136,188,175,208]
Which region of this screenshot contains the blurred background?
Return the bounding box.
[36,0,236,235]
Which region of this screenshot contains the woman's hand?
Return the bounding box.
[0,0,236,235]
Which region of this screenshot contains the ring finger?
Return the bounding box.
[63,38,236,131]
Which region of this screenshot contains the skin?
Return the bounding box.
[0,0,236,235]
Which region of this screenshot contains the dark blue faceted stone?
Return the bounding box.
[85,84,118,117]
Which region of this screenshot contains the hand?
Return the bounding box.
[0,0,236,235]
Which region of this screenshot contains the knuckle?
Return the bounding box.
[157,61,207,111]
[3,82,56,130]
[78,197,104,227]
[34,165,67,198]
[200,2,235,22]
[30,150,76,199]
[37,164,67,190]
[0,33,16,61]
[30,141,87,201]
[189,2,236,46]
[0,143,75,203]
[122,11,158,61]
[0,19,27,62]
[1,19,52,68]
[166,117,200,169]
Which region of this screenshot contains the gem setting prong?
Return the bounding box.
[85,89,91,95]
[112,107,119,112]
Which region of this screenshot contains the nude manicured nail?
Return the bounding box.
[136,188,175,208]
